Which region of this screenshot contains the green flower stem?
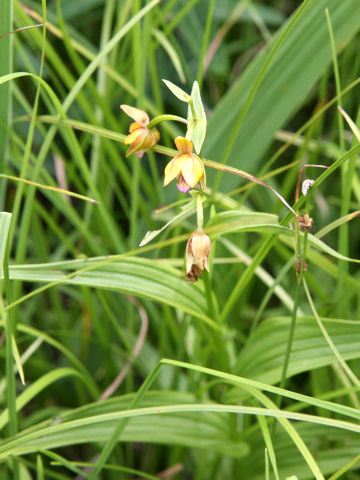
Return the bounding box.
[277,197,311,416]
[278,283,301,398]
[147,114,188,129]
[2,254,19,480]
[196,193,204,230]
[202,270,215,320]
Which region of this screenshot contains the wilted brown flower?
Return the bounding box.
[298,214,314,231]
[185,230,211,282]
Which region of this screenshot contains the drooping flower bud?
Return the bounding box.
[185,230,211,282]
[121,105,160,157]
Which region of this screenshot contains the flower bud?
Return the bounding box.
[296,256,308,274]
[185,230,211,282]
[124,125,160,158]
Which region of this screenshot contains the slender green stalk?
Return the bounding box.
[239,74,360,191]
[220,141,360,324]
[326,8,351,317]
[130,156,141,248]
[277,282,301,396]
[202,270,216,322]
[36,455,44,480]
[251,258,295,334]
[14,0,160,267]
[147,114,187,128]
[328,454,360,480]
[2,258,19,480]
[82,0,115,234]
[258,416,279,480]
[325,9,344,152]
[129,0,146,249]
[265,448,269,480]
[196,193,204,230]
[0,174,98,204]
[0,0,12,209]
[8,1,47,252]
[303,278,360,389]
[196,0,216,88]
[163,0,201,36]
[212,0,311,192]
[88,363,162,479]
[278,194,310,409]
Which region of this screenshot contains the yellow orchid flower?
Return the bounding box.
[121,105,160,158]
[163,137,206,193]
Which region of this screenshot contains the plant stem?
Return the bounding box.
[147,114,188,129]
[196,193,204,230]
[0,0,12,209]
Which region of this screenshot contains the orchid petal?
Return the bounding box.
[177,175,191,193]
[181,155,204,187]
[175,137,193,154]
[124,128,144,145]
[129,122,143,132]
[163,154,188,186]
[121,105,149,125]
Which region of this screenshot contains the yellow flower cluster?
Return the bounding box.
[122,106,206,193]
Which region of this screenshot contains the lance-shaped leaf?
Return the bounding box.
[204,0,360,189]
[140,199,196,246]
[186,81,207,154]
[163,79,191,102]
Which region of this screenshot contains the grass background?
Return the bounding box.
[1,0,360,478]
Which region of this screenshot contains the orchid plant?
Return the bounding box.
[121,79,302,281]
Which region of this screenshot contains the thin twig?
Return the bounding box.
[99,295,148,401]
[53,154,71,204]
[0,24,44,40]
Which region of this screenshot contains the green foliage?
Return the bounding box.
[1,0,360,478]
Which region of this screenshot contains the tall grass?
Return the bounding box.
[1,0,360,478]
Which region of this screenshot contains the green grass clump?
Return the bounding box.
[1,0,360,478]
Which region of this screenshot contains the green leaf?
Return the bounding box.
[338,106,360,142]
[242,423,360,480]
[152,29,186,84]
[280,232,360,264]
[315,210,360,239]
[187,81,207,153]
[205,0,360,188]
[2,400,360,462]
[140,199,196,247]
[162,359,360,421]
[0,392,249,459]
[7,257,215,328]
[230,316,360,387]
[0,368,83,431]
[0,212,12,274]
[162,79,191,102]
[206,210,280,236]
